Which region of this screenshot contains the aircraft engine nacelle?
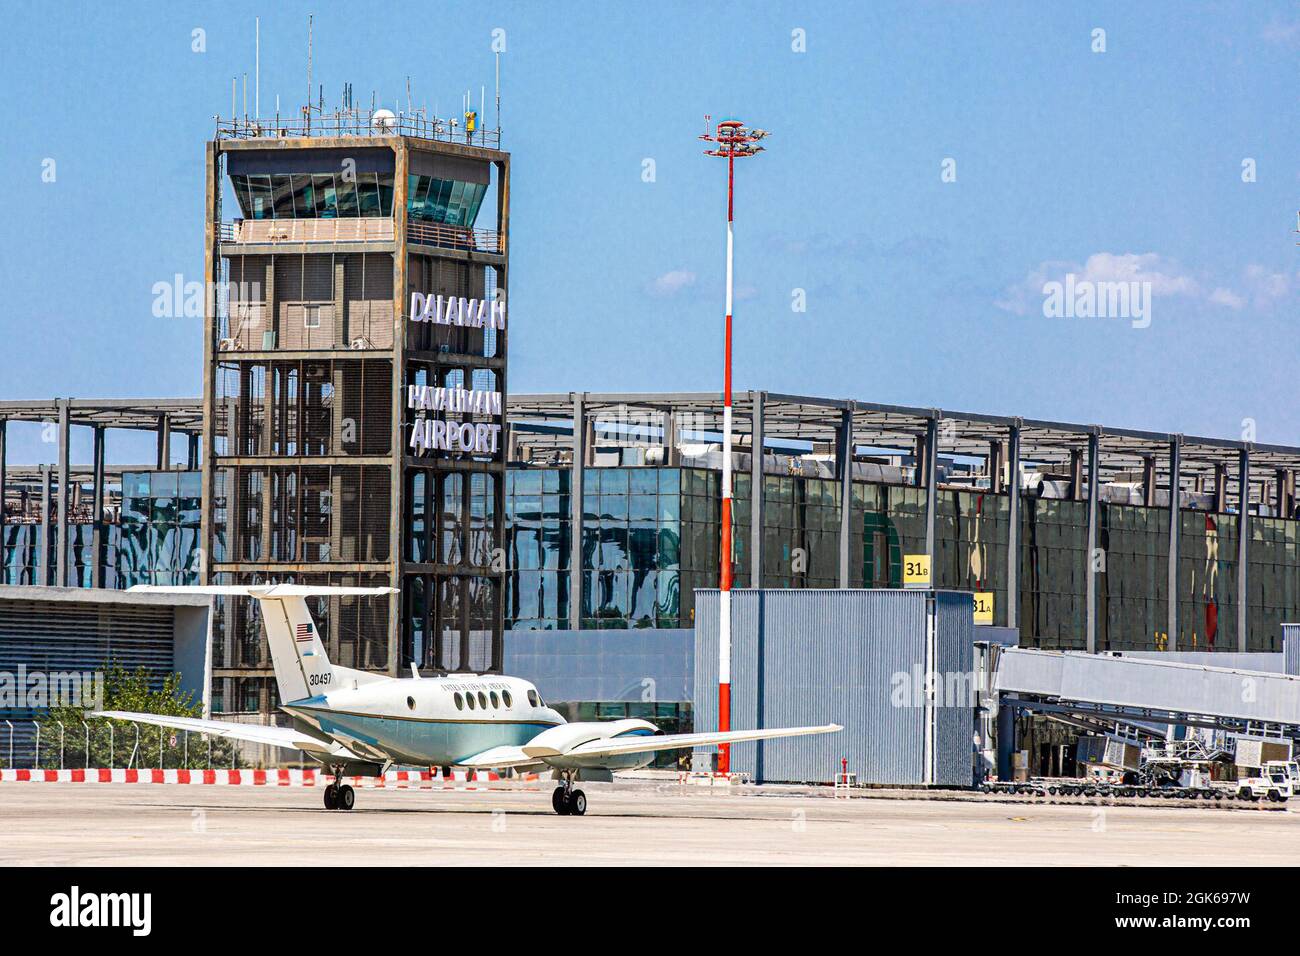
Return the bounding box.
[522,718,661,771]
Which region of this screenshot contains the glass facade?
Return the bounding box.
[1,471,201,589]
[499,465,1296,652]
[1,524,54,585]
[406,174,487,227]
[580,467,681,629]
[9,462,1295,655]
[229,172,394,220]
[118,471,203,588]
[503,468,571,630]
[1018,498,1089,647]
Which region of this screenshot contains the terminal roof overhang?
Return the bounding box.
[4,390,1298,501]
[509,391,1300,502]
[0,398,203,434]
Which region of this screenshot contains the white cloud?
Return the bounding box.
[646,269,697,297]
[1242,264,1293,306]
[996,252,1199,316]
[1209,287,1245,310]
[1204,265,1295,311]
[995,253,1300,317]
[1077,252,1199,296]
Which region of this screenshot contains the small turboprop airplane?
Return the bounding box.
[96,585,840,815]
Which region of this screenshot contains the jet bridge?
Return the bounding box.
[995,648,1300,740]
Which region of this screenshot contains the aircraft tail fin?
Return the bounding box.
[128,585,395,703]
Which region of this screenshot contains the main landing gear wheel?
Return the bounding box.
[552,771,588,816]
[324,765,356,811]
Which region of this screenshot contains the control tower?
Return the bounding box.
[202,104,509,712]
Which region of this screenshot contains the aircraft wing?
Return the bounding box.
[456,745,546,770]
[93,710,362,760]
[561,724,842,761]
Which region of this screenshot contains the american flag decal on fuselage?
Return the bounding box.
[295,623,313,643]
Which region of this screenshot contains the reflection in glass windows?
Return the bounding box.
[406,175,488,227]
[229,172,394,220]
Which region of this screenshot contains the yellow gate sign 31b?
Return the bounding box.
[973,592,994,625]
[903,554,931,588]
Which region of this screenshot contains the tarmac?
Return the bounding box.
[3,779,1299,865]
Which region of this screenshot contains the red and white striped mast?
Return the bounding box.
[700,117,768,774]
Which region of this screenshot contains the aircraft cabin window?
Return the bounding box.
[527,690,539,707]
[477,692,488,710]
[466,692,476,710]
[454,692,464,711]
[502,690,513,708]
[406,696,415,711]
[490,691,500,709]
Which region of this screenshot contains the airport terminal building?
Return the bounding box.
[5,112,1300,734]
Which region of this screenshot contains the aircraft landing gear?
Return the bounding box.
[552,772,587,816]
[324,764,355,811]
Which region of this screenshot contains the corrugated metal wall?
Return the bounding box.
[1283,624,1300,676]
[0,597,176,766]
[694,589,974,787]
[932,591,976,786]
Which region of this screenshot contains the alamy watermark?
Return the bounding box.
[890,666,979,709]
[151,275,262,321]
[0,667,104,709]
[1042,273,1151,329]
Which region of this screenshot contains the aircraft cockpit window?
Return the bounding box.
[454,692,464,711]
[527,690,539,707]
[477,692,489,710]
[490,691,500,709]
[502,690,513,708]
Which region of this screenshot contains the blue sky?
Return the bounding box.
[0,1,1296,465]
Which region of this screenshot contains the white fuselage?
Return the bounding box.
[281,673,658,770]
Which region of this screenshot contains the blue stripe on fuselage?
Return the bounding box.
[293,708,560,764]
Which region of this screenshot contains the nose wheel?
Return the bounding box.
[324,765,355,811]
[552,772,587,816]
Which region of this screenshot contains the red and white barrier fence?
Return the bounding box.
[0,768,538,788]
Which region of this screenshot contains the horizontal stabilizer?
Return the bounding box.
[93,710,363,760]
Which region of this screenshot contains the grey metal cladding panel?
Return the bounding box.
[695,589,930,785]
[692,590,762,772]
[409,151,491,185]
[692,590,720,734]
[997,648,1300,726]
[995,647,1066,695]
[1284,625,1300,676]
[933,592,975,787]
[504,629,694,702]
[1059,655,1300,725]
[227,147,394,175]
[1124,651,1285,673]
[0,601,175,677]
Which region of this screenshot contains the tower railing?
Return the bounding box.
[215,113,501,150]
